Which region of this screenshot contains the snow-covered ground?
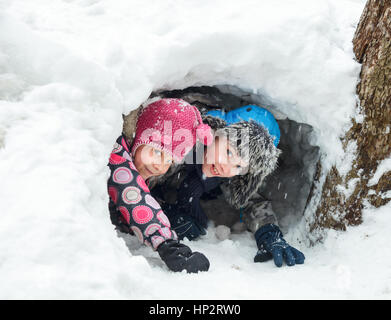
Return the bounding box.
[1,0,390,299]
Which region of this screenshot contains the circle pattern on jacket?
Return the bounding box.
[128,161,137,171]
[108,186,118,204]
[118,206,130,224]
[122,186,141,204]
[132,205,153,224]
[122,151,132,161]
[151,235,165,249]
[157,210,171,228]
[112,142,122,153]
[131,226,144,243]
[171,230,178,240]
[145,194,161,210]
[113,167,133,184]
[121,137,130,153]
[109,153,126,165]
[137,175,150,192]
[159,227,172,239]
[144,223,162,237]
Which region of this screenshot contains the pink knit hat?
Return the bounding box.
[131,98,213,162]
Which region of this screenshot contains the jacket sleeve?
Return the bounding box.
[174,167,208,228]
[107,136,177,250]
[241,194,278,234]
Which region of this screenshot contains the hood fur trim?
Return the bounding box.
[122,105,143,146]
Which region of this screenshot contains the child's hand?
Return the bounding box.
[170,213,207,241]
[254,224,305,267]
[157,240,210,273]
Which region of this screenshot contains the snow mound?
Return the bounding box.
[2,0,388,300]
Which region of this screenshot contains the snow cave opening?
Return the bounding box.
[143,85,321,233]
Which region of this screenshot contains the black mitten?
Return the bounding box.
[157,240,210,273]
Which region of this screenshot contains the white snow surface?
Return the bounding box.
[2,0,390,299]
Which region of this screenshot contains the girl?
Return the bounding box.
[108,98,213,273]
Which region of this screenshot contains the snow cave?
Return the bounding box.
[5,0,386,300]
[135,85,321,233]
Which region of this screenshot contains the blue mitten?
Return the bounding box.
[170,213,207,241]
[254,224,305,267]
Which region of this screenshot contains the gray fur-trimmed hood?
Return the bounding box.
[202,115,281,209]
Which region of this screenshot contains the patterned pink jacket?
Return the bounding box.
[107,135,177,250]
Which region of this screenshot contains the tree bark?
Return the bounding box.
[310,0,391,235]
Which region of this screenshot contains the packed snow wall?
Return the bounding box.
[0,0,369,298]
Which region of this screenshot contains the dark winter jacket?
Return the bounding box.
[169,163,223,228]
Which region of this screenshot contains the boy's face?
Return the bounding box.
[202,136,248,178]
[134,145,173,180]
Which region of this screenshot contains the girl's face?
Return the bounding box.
[202,136,248,178]
[134,145,173,180]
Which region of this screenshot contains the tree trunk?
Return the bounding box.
[310,0,391,235]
